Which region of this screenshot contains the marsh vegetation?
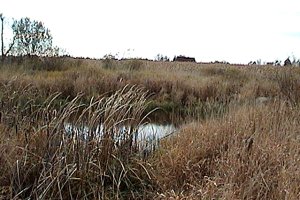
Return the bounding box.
[0,57,300,199]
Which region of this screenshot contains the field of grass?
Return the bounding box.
[0,57,300,199]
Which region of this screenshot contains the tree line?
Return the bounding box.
[1,13,299,66]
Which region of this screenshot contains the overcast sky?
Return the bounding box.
[1,0,300,63]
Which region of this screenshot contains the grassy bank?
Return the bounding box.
[0,57,300,199]
[152,100,300,199]
[1,57,300,120]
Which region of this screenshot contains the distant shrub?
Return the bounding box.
[155,54,170,61]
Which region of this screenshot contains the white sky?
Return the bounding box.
[1,0,300,63]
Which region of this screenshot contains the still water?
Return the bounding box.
[64,122,177,141]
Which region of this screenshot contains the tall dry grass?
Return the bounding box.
[1,57,300,199]
[1,58,300,112]
[152,100,300,199]
[0,84,155,199]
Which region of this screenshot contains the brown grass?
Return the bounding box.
[1,58,299,110]
[1,57,300,199]
[152,101,300,199]
[0,84,154,199]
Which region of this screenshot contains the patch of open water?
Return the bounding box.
[64,122,177,142]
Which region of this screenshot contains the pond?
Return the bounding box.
[64,122,177,142]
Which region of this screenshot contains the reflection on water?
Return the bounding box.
[138,123,176,140]
[64,122,177,142]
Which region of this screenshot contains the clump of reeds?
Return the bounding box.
[0,84,155,199]
[151,99,300,199]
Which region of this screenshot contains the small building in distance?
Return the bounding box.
[173,56,196,62]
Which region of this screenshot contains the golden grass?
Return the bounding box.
[152,101,300,199]
[0,57,300,199]
[1,58,299,109]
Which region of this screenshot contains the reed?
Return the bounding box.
[1,58,300,115]
[151,100,300,199]
[0,84,154,199]
[1,57,300,199]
